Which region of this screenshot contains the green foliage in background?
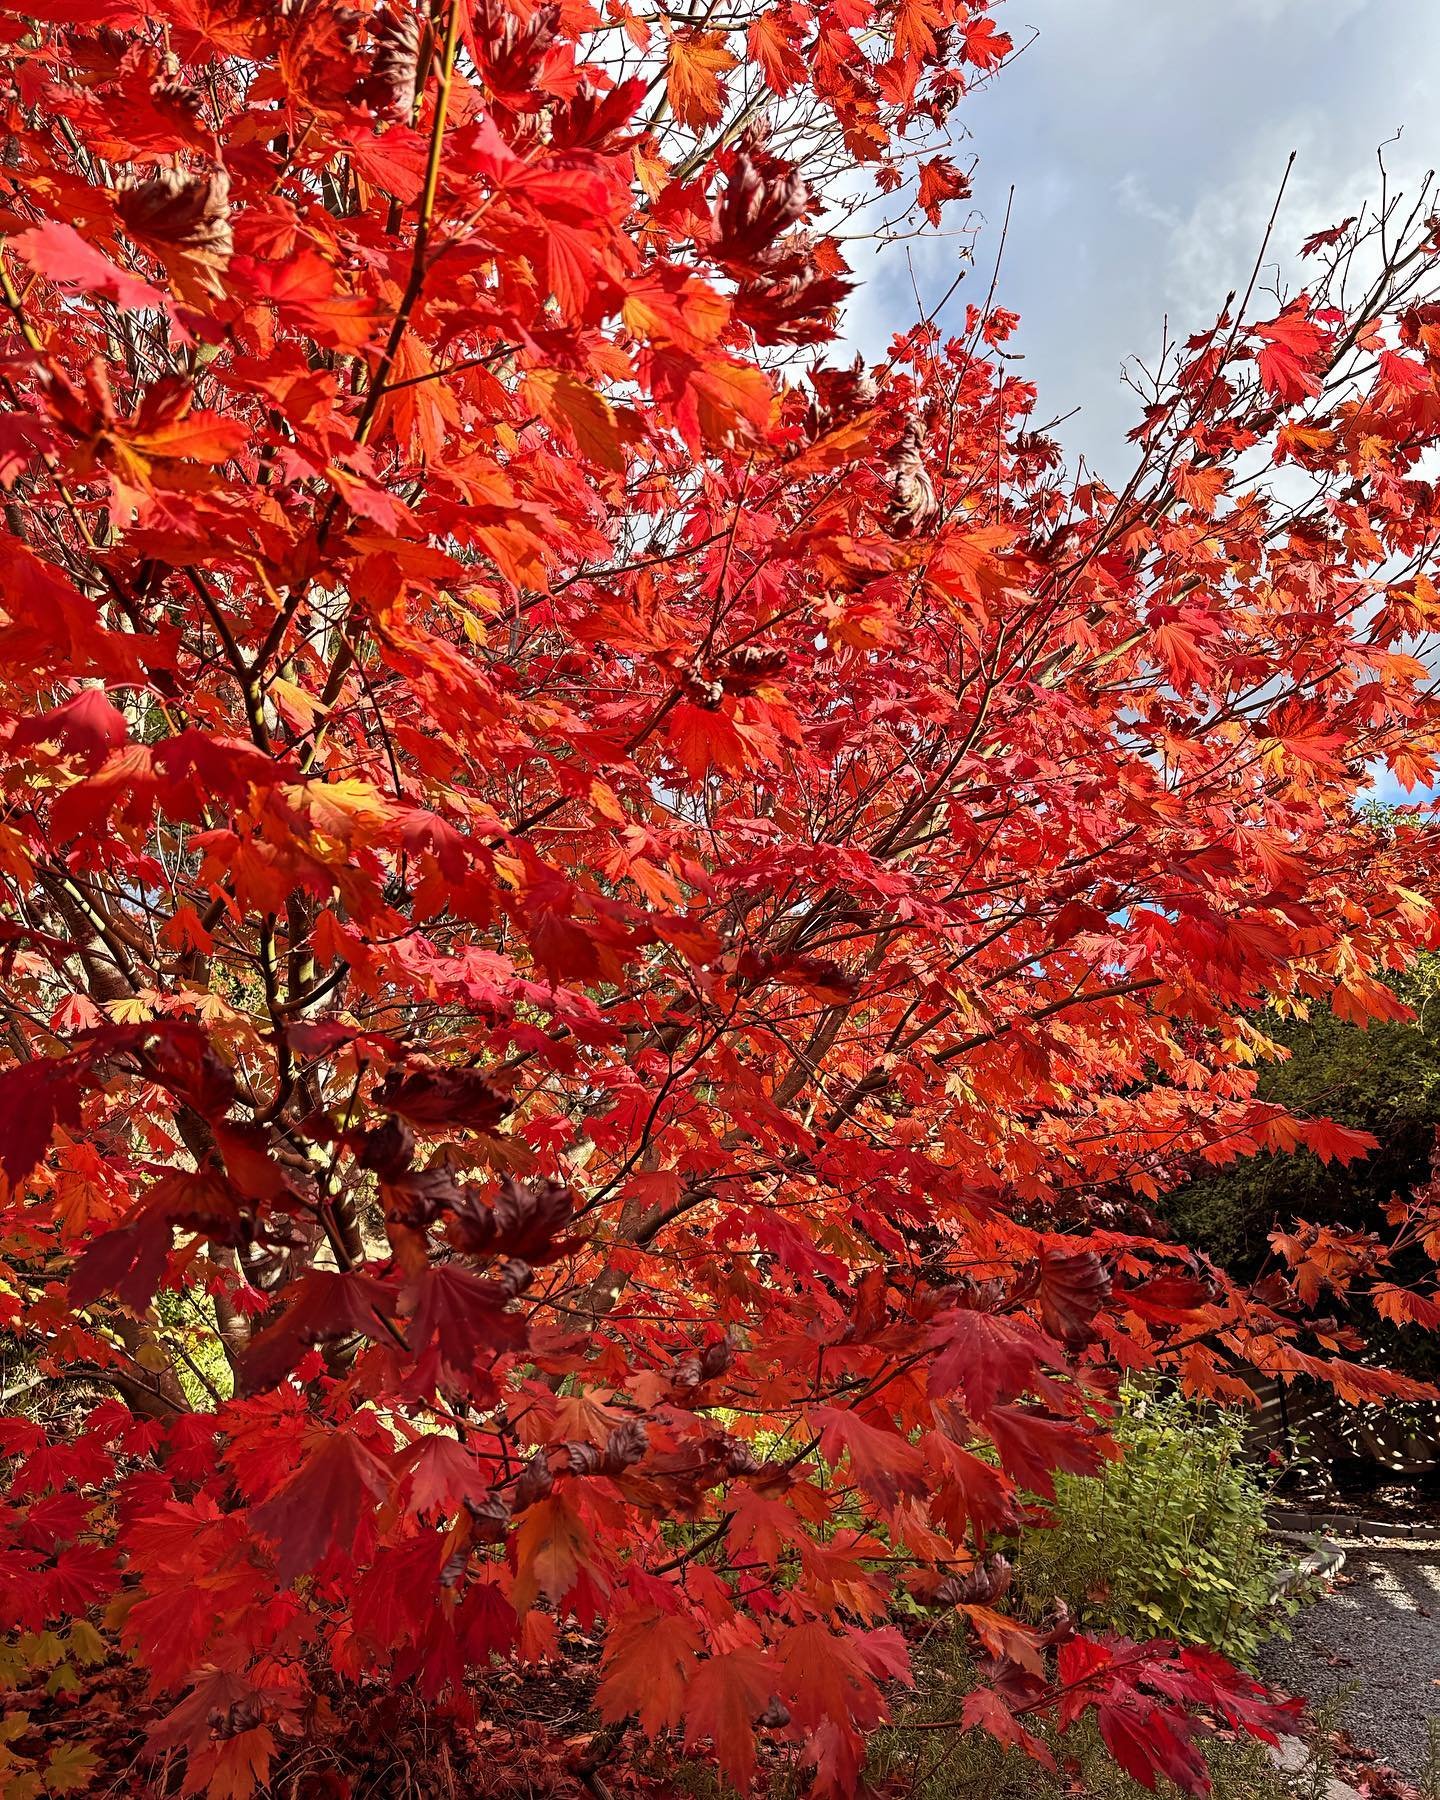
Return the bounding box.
[154,1288,234,1410]
[1165,954,1440,1272]
[1015,1387,1291,1668]
[665,1388,1307,1799]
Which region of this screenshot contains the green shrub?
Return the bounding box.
[656,1391,1302,1797]
[155,1286,233,1407]
[1015,1385,1291,1667]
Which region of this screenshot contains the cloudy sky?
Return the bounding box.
[846,0,1440,481]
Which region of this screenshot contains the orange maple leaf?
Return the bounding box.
[666,31,738,130]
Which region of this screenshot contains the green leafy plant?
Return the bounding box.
[1016,1387,1292,1667]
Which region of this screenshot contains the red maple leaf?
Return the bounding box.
[251,1433,391,1583]
[1251,299,1329,402]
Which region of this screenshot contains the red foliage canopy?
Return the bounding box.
[0,0,1439,1793]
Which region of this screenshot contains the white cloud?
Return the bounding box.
[834,1,1440,809]
[1240,0,1367,28]
[841,0,1440,476]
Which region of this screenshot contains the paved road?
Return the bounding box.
[1260,1550,1440,1780]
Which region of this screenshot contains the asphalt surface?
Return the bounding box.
[1260,1550,1440,1781]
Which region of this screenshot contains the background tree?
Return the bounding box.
[1171,951,1440,1266]
[0,1,1439,1795]
[1168,945,1440,1394]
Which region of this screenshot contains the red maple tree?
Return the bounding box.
[0,0,1438,1794]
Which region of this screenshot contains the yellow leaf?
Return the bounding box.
[20,1634,63,1672]
[43,1741,96,1794]
[63,1624,105,1669]
[298,778,391,841]
[102,997,153,1024]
